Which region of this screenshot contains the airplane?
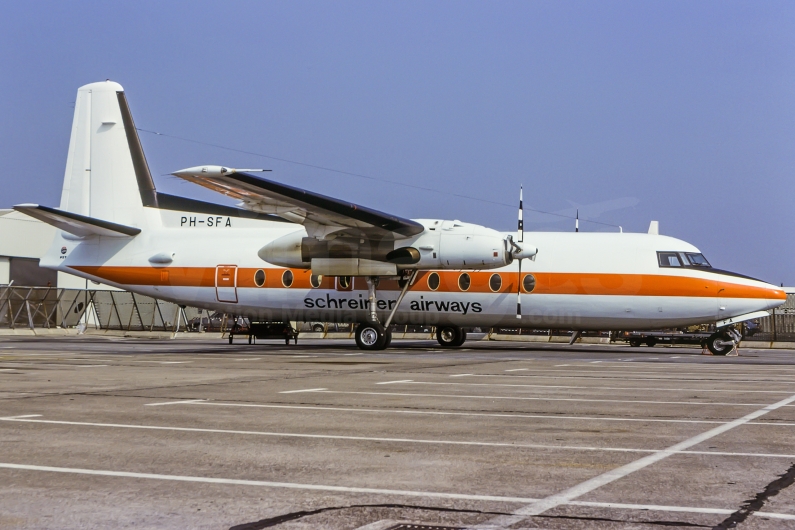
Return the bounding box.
[13,81,786,354]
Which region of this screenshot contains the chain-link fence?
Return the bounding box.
[0,287,206,331]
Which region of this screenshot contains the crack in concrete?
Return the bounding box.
[227,503,509,530]
[536,513,712,527]
[712,462,795,529]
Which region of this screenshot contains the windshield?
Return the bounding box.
[657,251,712,268]
[657,252,682,267]
[684,253,711,267]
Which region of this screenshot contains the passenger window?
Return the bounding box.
[489,273,502,292]
[458,273,471,292]
[657,252,682,267]
[427,272,440,291]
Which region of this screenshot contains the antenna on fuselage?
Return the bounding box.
[575,209,579,232]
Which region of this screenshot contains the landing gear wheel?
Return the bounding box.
[707,331,734,356]
[645,338,657,347]
[248,335,252,344]
[228,335,233,345]
[629,339,641,347]
[436,326,466,348]
[355,322,387,350]
[382,328,392,349]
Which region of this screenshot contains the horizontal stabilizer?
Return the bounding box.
[13,204,141,238]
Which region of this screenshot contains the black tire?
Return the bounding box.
[248,335,252,344]
[707,332,734,356]
[312,324,324,332]
[437,326,464,348]
[355,322,386,350]
[228,335,233,345]
[645,338,657,347]
[381,329,392,350]
[453,328,467,347]
[629,339,641,347]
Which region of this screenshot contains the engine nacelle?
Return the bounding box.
[258,220,537,275]
[407,220,536,270]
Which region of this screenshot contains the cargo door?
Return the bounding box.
[215,265,238,303]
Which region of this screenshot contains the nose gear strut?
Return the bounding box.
[705,326,742,356]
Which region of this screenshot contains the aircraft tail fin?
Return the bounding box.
[59,81,157,226]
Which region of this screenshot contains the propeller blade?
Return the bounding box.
[516,258,522,319]
[516,185,523,319]
[518,186,524,243]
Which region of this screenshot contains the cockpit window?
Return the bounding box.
[658,251,712,268]
[684,253,711,267]
[657,252,682,267]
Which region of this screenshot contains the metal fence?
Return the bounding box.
[752,293,795,342]
[0,287,203,331]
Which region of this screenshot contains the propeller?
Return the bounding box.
[504,186,536,319]
[516,186,524,319]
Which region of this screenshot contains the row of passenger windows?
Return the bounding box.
[252,269,537,293]
[657,251,711,268]
[426,272,535,293]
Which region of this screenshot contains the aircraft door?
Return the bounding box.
[216,265,238,303]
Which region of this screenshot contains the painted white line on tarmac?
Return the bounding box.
[375,380,414,385]
[144,399,208,407]
[169,400,725,425]
[235,358,261,361]
[73,365,108,368]
[5,415,795,459]
[158,361,192,364]
[440,373,795,384]
[383,380,793,394]
[0,369,18,372]
[1,462,793,522]
[306,389,768,407]
[504,369,528,372]
[569,500,795,520]
[0,462,539,503]
[449,374,473,377]
[279,388,328,394]
[476,391,795,528]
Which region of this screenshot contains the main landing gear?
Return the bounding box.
[436,325,467,348]
[355,321,392,350]
[354,272,415,351]
[704,327,742,356]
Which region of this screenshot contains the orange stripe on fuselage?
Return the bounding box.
[69,266,784,300]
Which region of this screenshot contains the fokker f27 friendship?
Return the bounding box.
[15,81,786,353]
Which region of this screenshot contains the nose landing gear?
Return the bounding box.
[704,327,742,356]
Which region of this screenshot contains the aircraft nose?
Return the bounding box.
[761,284,787,310]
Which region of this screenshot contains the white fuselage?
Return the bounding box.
[42,208,786,330]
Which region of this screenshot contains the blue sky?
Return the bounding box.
[1,1,793,283]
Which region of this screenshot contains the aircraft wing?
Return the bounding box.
[172,166,424,240]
